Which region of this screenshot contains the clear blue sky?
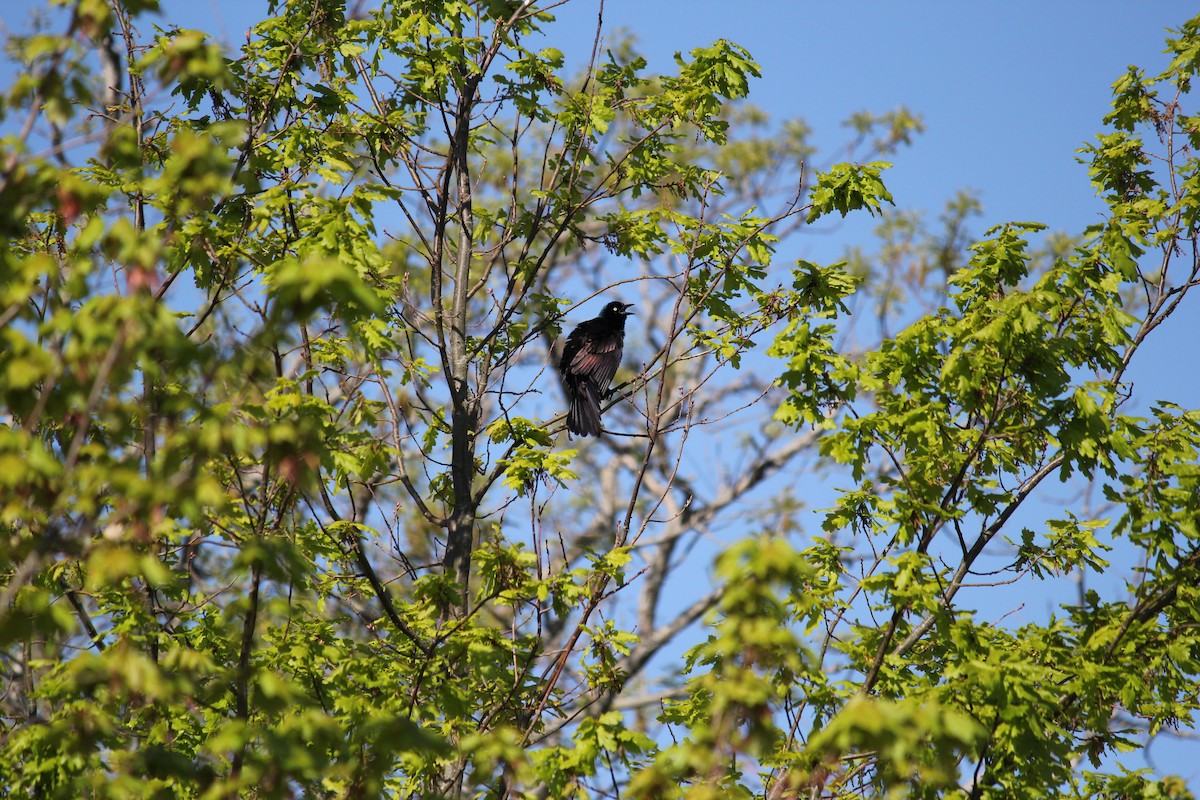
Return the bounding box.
[547,2,1187,231]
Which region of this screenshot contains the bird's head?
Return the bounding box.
[602,301,635,318]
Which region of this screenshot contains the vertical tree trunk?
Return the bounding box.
[444,74,482,615]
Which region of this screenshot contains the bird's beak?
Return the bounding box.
[622,303,635,315]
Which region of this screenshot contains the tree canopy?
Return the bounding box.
[2,1,1200,798]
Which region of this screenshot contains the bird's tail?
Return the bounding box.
[566,381,603,437]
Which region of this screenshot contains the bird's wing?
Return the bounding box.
[569,335,622,389]
[560,320,603,375]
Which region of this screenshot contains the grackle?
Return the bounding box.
[559,300,634,437]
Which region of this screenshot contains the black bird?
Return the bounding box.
[559,300,634,437]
